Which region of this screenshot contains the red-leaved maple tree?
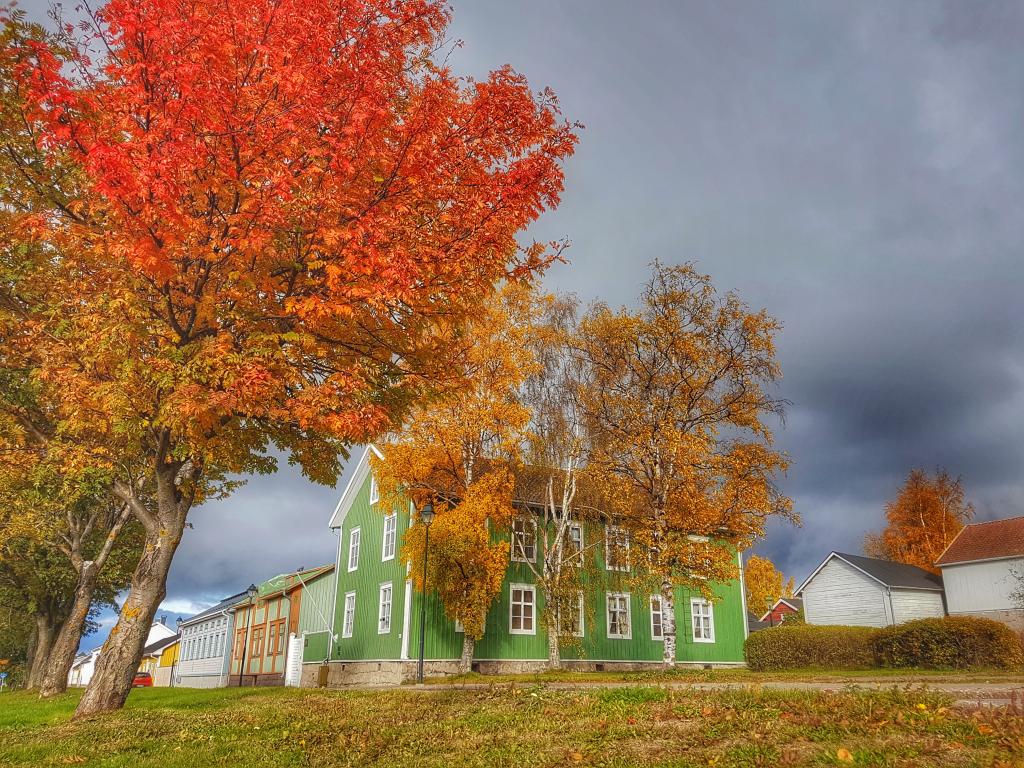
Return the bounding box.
[7,0,576,716]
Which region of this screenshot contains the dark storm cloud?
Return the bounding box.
[14,0,1024,605]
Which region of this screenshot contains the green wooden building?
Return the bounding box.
[302,447,750,686]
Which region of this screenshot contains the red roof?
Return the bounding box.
[936,516,1024,565]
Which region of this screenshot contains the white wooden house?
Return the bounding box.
[797,552,945,627]
[174,590,249,688]
[936,516,1024,631]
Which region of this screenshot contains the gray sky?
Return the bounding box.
[18,1,1024,631]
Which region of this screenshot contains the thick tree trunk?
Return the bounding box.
[661,580,677,668]
[39,564,100,698]
[73,520,183,718]
[458,632,474,674]
[545,612,561,670]
[26,613,55,690]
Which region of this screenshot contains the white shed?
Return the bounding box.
[936,516,1024,632]
[797,552,945,627]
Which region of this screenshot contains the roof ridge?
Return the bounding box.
[964,514,1024,526]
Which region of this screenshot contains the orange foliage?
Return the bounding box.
[865,469,973,574]
[743,555,795,619]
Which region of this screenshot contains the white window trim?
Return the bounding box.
[650,595,665,641]
[569,591,585,638]
[606,591,632,639]
[381,513,397,562]
[378,582,393,635]
[511,519,537,563]
[509,583,537,635]
[369,474,379,504]
[605,525,631,572]
[347,527,361,572]
[567,522,584,566]
[342,591,357,638]
[691,598,715,643]
[454,619,464,634]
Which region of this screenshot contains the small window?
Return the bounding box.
[454,619,464,633]
[606,592,632,639]
[378,583,393,634]
[348,527,361,572]
[369,474,380,504]
[382,513,397,561]
[567,523,584,565]
[511,518,537,563]
[650,595,665,641]
[605,526,631,572]
[342,592,357,638]
[691,598,715,643]
[558,592,585,638]
[509,584,536,634]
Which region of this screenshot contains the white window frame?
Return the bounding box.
[509,583,537,635]
[381,512,397,561]
[558,591,585,638]
[691,598,715,643]
[567,523,584,566]
[606,592,632,639]
[605,525,631,572]
[454,619,464,634]
[378,583,393,634]
[650,595,665,641]
[342,591,357,638]
[511,518,537,563]
[347,527,361,572]
[369,474,379,504]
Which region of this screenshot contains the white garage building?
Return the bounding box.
[797,551,945,627]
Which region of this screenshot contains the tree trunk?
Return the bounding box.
[458,632,474,674]
[661,579,677,668]
[39,563,100,698]
[545,612,561,670]
[26,612,56,690]
[73,520,183,718]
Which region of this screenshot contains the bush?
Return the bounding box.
[872,616,1024,670]
[744,624,877,671]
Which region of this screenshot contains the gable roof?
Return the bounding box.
[758,597,803,623]
[797,551,943,594]
[258,564,335,598]
[178,590,251,628]
[142,634,180,657]
[936,516,1024,566]
[328,445,385,529]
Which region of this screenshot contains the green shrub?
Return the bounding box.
[744,624,877,671]
[872,616,1024,670]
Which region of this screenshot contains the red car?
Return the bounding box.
[132,671,154,687]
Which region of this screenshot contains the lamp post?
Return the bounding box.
[416,500,435,685]
[237,583,258,687]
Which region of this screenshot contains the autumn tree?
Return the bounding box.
[743,555,794,620]
[864,469,973,574]
[6,0,576,716]
[579,263,794,667]
[374,284,543,672]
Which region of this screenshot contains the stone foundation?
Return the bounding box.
[300,658,745,688]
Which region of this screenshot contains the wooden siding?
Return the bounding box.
[942,558,1024,613]
[889,589,945,623]
[803,557,890,627]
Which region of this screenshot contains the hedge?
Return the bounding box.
[745,616,1024,671]
[744,624,877,671]
[872,616,1024,670]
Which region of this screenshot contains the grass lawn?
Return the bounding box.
[1,684,1022,767]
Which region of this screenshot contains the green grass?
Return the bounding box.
[1,684,1022,767]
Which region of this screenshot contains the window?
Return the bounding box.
[369,474,379,504]
[650,595,665,641]
[558,592,585,638]
[342,592,357,638]
[454,619,464,634]
[691,599,715,642]
[348,527,361,571]
[250,626,265,659]
[268,620,286,656]
[234,630,246,661]
[276,621,287,654]
[606,592,632,639]
[509,584,536,634]
[605,526,631,572]
[378,583,393,634]
[382,513,397,561]
[511,518,537,563]
[567,523,584,565]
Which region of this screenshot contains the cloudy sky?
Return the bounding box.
[19,1,1024,637]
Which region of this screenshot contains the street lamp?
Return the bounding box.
[416,499,435,685]
[237,583,258,687]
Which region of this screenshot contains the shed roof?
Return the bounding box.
[936,516,1024,566]
[797,551,943,594]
